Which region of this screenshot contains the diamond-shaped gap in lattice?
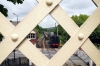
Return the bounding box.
[1,50,36,66]
[28,14,70,60]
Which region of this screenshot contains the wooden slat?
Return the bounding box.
[0,13,49,66]
[45,7,100,66]
[81,39,100,65]
[0,13,14,37]
[37,0,100,65]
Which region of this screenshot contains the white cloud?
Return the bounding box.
[0,0,38,21]
[39,15,58,28]
[60,0,97,16]
[0,0,97,28]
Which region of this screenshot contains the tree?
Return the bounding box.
[0,4,8,17]
[57,25,70,44]
[0,0,24,17]
[90,25,100,38]
[34,25,43,38]
[71,14,89,27]
[34,25,43,33]
[7,0,24,4]
[71,14,100,45]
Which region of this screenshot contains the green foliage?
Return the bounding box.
[0,0,24,17]
[34,25,43,38]
[71,14,100,44]
[71,14,89,27]
[91,24,100,38]
[0,4,8,17]
[58,25,70,44]
[7,0,24,4]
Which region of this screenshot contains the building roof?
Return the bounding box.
[10,20,19,26]
[10,20,37,33]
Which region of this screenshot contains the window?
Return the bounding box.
[27,33,36,39]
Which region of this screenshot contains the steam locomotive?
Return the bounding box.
[43,32,60,48]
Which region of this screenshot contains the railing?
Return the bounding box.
[0,0,100,66]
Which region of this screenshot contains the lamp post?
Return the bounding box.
[13,13,18,24]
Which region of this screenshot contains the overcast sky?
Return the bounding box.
[0,0,97,28]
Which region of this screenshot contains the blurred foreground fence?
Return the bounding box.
[0,0,100,66]
[0,57,30,66]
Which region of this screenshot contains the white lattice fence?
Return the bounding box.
[0,0,100,66]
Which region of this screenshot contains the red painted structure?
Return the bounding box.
[27,31,38,46]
